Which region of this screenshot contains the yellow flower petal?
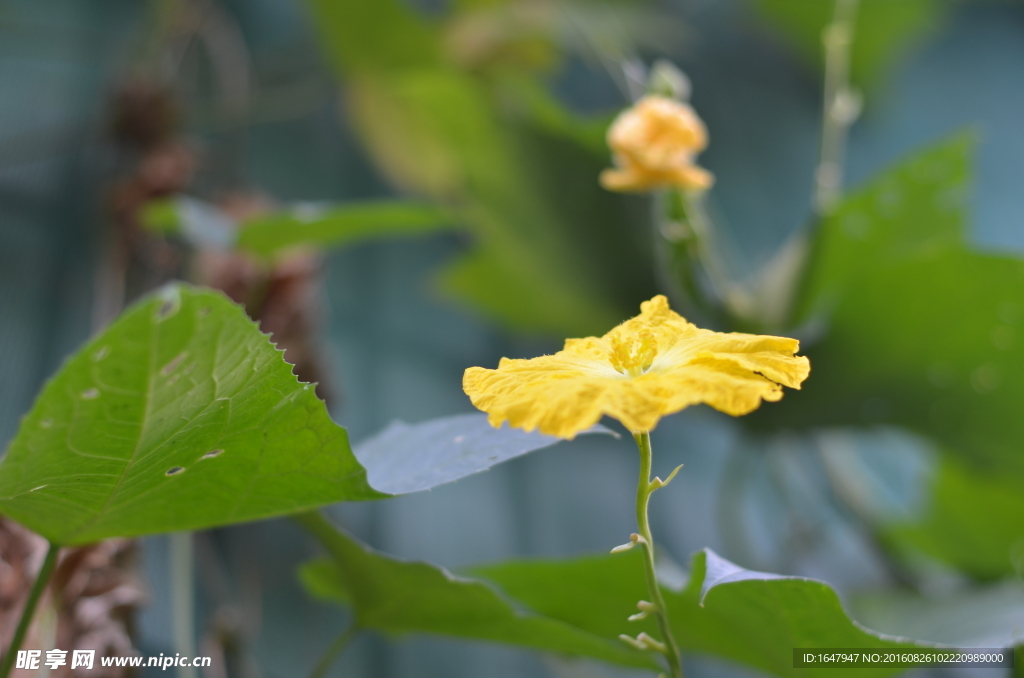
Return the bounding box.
[463,295,810,439]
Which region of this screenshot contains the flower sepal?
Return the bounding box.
[649,464,684,492]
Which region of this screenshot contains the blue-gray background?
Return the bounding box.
[1,1,1022,676]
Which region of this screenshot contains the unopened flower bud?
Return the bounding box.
[600,95,714,195]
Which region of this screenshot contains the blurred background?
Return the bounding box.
[1,0,1023,676]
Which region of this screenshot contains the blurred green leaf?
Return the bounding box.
[306,0,653,336]
[753,0,945,85]
[509,78,611,156]
[139,198,181,235]
[0,284,383,545]
[237,201,453,259]
[886,455,1024,579]
[765,134,1024,482]
[139,196,238,250]
[305,0,441,72]
[853,580,1024,647]
[346,68,626,335]
[295,514,657,669]
[474,548,928,678]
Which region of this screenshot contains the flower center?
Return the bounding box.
[609,330,659,377]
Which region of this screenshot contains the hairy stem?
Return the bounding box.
[634,432,683,678]
[815,0,861,215]
[0,542,59,678]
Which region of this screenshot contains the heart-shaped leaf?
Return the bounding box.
[0,284,384,544]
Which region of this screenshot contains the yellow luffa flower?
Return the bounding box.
[463,295,809,439]
[600,95,714,193]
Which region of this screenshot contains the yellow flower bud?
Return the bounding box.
[600,95,714,194]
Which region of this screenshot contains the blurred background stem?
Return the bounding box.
[814,0,861,215]
[658,189,727,328]
[171,532,199,678]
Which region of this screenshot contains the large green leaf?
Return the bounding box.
[474,549,928,678]
[761,134,1024,480]
[300,520,929,677]
[295,514,656,670]
[236,201,454,259]
[354,414,612,495]
[0,285,384,544]
[305,0,441,72]
[753,0,945,85]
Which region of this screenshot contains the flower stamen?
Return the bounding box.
[609,329,658,377]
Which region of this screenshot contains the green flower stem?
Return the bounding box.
[633,432,684,678]
[657,189,729,329]
[0,541,59,678]
[653,191,704,324]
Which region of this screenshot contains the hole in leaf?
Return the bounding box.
[165,466,185,476]
[201,449,223,460]
[156,287,182,321]
[81,388,100,400]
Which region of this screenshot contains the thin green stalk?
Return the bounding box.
[0,542,60,678]
[309,623,359,678]
[633,432,683,678]
[293,510,343,559]
[293,511,364,678]
[656,190,724,329]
